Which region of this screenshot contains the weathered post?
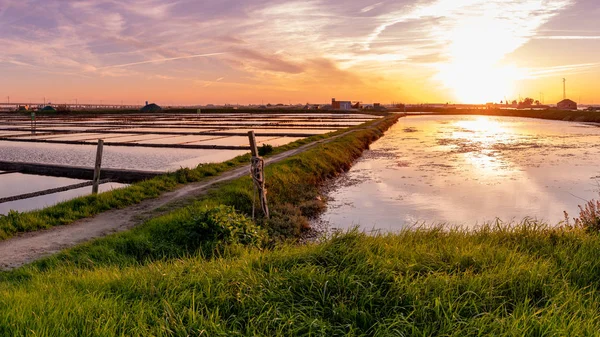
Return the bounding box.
[92,139,104,194]
[248,131,269,219]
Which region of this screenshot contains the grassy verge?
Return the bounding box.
[424,108,600,123]
[3,224,600,335]
[0,115,392,242]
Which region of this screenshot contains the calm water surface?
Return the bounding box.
[320,115,600,230]
[0,173,125,215]
[0,141,247,171]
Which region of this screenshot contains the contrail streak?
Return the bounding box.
[95,52,225,70]
[535,35,600,40]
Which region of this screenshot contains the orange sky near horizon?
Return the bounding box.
[0,0,598,105]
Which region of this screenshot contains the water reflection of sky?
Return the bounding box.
[320,115,600,231]
[0,141,248,172]
[0,173,125,215]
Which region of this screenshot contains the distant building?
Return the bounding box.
[40,105,56,112]
[140,103,162,113]
[331,98,352,110]
[557,99,577,110]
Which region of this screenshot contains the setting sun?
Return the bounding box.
[431,7,533,104]
[437,63,519,103]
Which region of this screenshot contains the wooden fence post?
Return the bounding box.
[92,139,104,194]
[248,131,269,218]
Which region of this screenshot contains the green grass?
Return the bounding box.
[0,115,393,242]
[3,225,600,336]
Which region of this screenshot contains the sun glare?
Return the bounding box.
[453,116,511,146]
[437,63,519,104]
[456,116,504,134]
[434,7,529,103]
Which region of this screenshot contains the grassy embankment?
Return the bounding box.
[0,115,394,242]
[423,108,600,123]
[1,112,600,335]
[5,225,600,335]
[3,211,600,334]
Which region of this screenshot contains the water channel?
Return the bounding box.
[319,115,600,231]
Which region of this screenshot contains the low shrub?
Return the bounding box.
[258,144,274,156]
[262,203,310,240]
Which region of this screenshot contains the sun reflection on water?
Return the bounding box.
[454,116,510,143]
[320,115,600,230]
[449,116,519,174]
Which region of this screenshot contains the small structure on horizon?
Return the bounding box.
[557,99,577,110]
[140,102,162,113]
[331,98,352,110]
[40,105,56,112]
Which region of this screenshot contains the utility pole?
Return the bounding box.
[563,78,566,100]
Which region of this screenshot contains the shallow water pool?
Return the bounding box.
[319,115,600,231]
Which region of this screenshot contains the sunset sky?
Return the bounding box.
[0,0,598,105]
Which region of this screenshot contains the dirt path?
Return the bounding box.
[0,127,375,270]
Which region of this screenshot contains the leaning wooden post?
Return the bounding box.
[248,131,269,219]
[92,139,104,195]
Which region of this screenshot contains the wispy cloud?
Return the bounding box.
[535,35,600,40]
[93,52,226,70]
[360,2,384,13]
[0,0,597,104]
[525,63,600,78]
